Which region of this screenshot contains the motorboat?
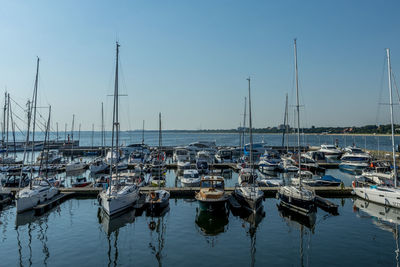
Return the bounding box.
[177,160,191,174]
[72,176,92,187]
[89,158,109,174]
[16,177,59,213]
[121,143,150,156]
[172,147,190,162]
[257,172,283,187]
[303,151,327,164]
[180,169,201,187]
[195,176,229,212]
[196,151,211,174]
[128,151,148,164]
[243,143,266,163]
[301,175,342,187]
[258,149,282,172]
[339,152,371,172]
[279,158,299,172]
[36,150,62,164]
[214,149,234,163]
[318,144,343,161]
[66,158,87,172]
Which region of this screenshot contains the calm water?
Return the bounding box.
[0,196,398,267]
[1,132,399,266]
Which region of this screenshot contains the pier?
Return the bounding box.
[7,186,353,198]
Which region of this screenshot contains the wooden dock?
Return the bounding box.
[7,186,353,198]
[33,192,74,215]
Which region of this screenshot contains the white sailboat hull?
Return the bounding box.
[16,186,59,213]
[353,186,400,208]
[99,186,139,216]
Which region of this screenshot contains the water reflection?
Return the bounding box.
[97,208,136,267]
[15,208,54,267]
[353,198,400,266]
[231,205,265,267]
[147,207,169,267]
[278,204,316,267]
[195,207,229,246]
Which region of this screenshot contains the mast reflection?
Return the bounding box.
[353,198,400,267]
[97,207,136,267]
[278,204,316,267]
[230,204,265,267]
[147,206,169,267]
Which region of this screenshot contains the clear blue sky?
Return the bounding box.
[1,0,400,131]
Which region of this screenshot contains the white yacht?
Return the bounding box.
[353,49,400,209]
[16,178,59,213]
[173,147,190,162]
[339,152,371,172]
[66,159,87,172]
[181,169,201,187]
[214,149,233,163]
[318,144,343,160]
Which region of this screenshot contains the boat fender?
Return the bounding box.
[149,221,156,230]
[352,181,355,188]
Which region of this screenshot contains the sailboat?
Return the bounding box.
[145,113,170,213]
[352,48,400,208]
[66,115,87,172]
[98,42,140,216]
[232,78,264,212]
[16,58,59,213]
[90,103,109,174]
[278,39,315,215]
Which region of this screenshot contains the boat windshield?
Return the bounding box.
[201,180,224,189]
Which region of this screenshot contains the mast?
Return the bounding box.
[101,102,105,154]
[30,57,39,187]
[294,39,301,185]
[282,93,288,149]
[142,120,145,144]
[387,48,397,187]
[159,112,162,190]
[6,93,9,156]
[44,106,51,180]
[109,42,120,195]
[2,92,6,153]
[56,122,58,141]
[70,114,75,160]
[91,123,94,149]
[247,78,253,174]
[18,100,32,188]
[242,97,247,155]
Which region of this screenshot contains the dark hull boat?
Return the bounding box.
[233,185,263,212]
[145,190,170,214]
[278,186,315,215]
